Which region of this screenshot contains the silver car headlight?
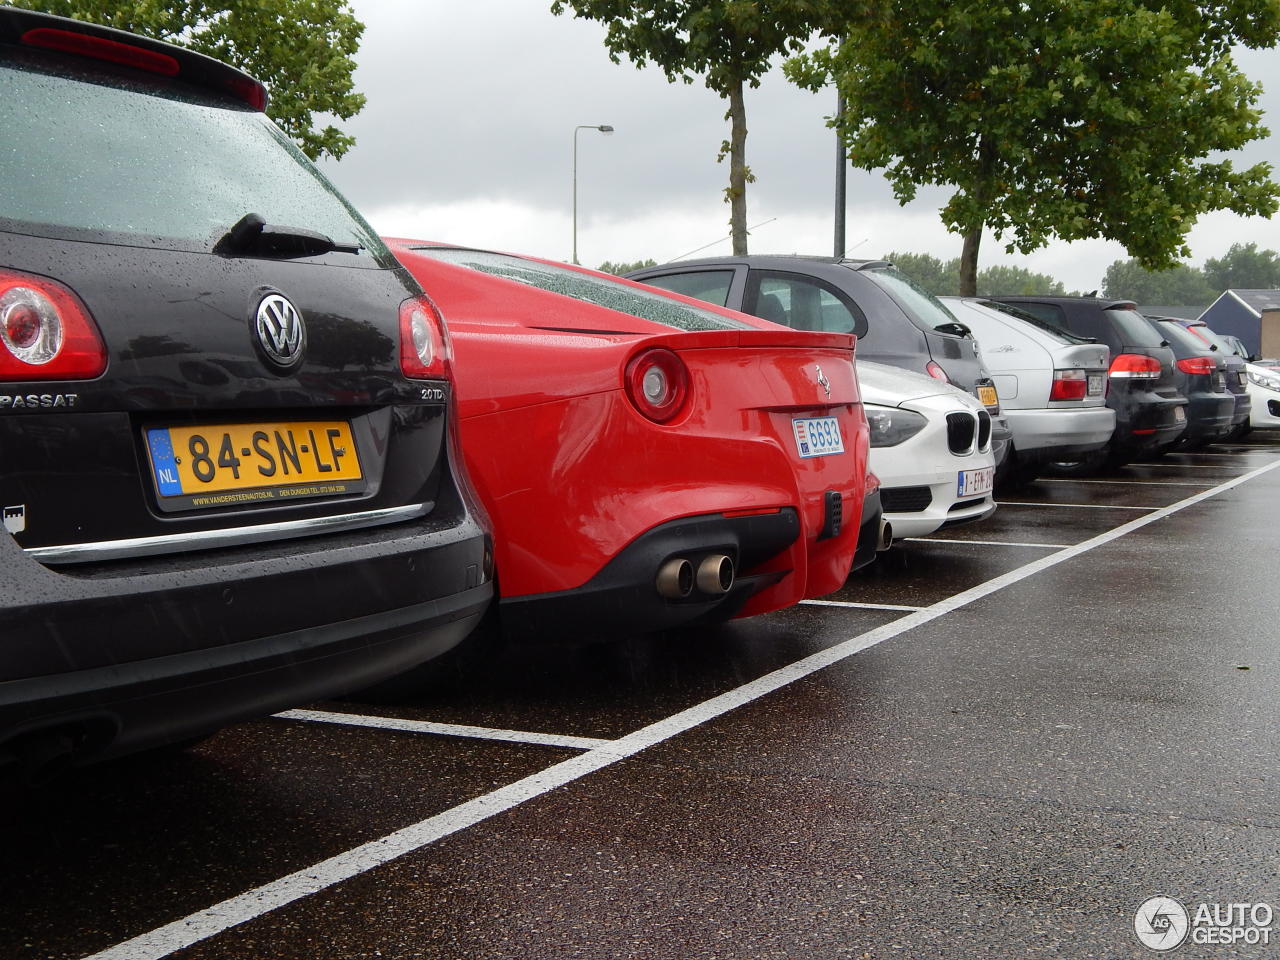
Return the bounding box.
[865,404,928,447]
[1248,369,1280,392]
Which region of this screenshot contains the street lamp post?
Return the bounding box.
[573,123,613,265]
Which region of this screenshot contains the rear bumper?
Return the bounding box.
[1111,392,1187,459]
[1004,405,1115,458]
[0,506,491,769]
[1181,392,1237,442]
[851,488,884,572]
[498,509,801,638]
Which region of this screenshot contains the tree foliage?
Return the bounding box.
[1101,259,1216,304]
[550,0,826,254]
[27,0,366,160]
[1203,242,1280,291]
[790,0,1280,295]
[597,258,658,275]
[885,252,1068,297]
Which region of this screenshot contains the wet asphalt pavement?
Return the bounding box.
[5,436,1280,960]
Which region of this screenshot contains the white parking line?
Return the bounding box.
[996,501,1154,510]
[1036,478,1210,488]
[903,538,1070,549]
[274,709,612,751]
[799,599,925,612]
[82,457,1280,960]
[1132,462,1244,469]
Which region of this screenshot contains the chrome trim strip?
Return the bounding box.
[26,503,433,565]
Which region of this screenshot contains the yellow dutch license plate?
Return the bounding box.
[977,385,999,408]
[145,420,365,512]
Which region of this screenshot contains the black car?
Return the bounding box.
[992,297,1187,470]
[0,9,493,774]
[626,256,1012,464]
[1146,317,1240,449]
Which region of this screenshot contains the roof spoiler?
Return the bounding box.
[0,7,268,110]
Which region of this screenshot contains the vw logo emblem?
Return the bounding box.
[254,293,306,369]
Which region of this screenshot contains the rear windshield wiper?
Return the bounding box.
[215,213,362,259]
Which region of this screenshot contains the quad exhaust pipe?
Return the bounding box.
[656,554,735,599]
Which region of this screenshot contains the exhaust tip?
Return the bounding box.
[696,554,734,595]
[877,519,893,551]
[656,557,694,599]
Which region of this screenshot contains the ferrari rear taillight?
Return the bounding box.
[625,348,688,423]
[1109,353,1162,379]
[1176,356,1216,375]
[1049,368,1088,400]
[925,361,950,383]
[0,269,106,381]
[399,295,451,380]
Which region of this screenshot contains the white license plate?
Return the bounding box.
[957,466,994,498]
[792,416,845,458]
[1087,374,1104,396]
[1174,406,1187,423]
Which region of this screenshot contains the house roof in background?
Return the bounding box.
[1228,290,1280,315]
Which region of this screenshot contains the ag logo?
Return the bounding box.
[1135,896,1190,951]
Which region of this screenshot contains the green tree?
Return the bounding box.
[883,251,959,295]
[789,1,1280,296]
[1102,259,1216,304]
[27,0,366,160]
[597,259,658,275]
[1203,242,1280,291]
[550,0,826,255]
[976,265,1069,297]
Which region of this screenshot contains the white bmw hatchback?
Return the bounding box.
[859,361,998,540]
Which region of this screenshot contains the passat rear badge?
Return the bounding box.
[253,293,306,370]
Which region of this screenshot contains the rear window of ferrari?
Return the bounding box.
[413,248,753,332]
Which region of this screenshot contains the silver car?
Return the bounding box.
[941,297,1116,486]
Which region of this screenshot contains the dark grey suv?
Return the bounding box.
[626,255,1011,464]
[0,8,492,774]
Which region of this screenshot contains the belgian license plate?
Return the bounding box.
[1174,406,1187,423]
[957,466,994,498]
[977,385,999,408]
[792,416,845,459]
[1087,374,1104,396]
[145,420,365,512]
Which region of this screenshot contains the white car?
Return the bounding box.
[859,361,997,540]
[941,297,1116,484]
[1245,363,1280,429]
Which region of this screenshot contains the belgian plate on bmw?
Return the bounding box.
[957,466,995,498]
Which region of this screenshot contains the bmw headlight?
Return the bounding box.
[865,404,928,447]
[1248,369,1280,392]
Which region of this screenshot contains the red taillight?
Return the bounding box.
[21,27,180,76]
[1109,353,1162,379]
[1176,356,1216,375]
[625,348,689,423]
[398,295,451,380]
[0,270,106,382]
[925,361,950,383]
[1049,368,1088,401]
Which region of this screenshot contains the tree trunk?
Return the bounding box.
[728,80,748,256]
[959,223,982,296]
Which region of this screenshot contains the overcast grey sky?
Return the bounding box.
[319,0,1280,291]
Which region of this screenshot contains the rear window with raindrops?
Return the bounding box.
[413,248,753,332]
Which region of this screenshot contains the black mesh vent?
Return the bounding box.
[880,486,933,513]
[946,412,976,453]
[976,409,992,449]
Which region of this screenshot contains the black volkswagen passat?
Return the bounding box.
[0,9,492,774]
[626,255,1013,465]
[1145,316,1238,449]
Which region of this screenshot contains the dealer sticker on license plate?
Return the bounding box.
[145,420,365,512]
[957,466,994,498]
[792,416,845,459]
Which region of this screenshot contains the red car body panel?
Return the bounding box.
[388,239,869,630]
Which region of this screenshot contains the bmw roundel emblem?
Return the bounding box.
[254,293,306,369]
